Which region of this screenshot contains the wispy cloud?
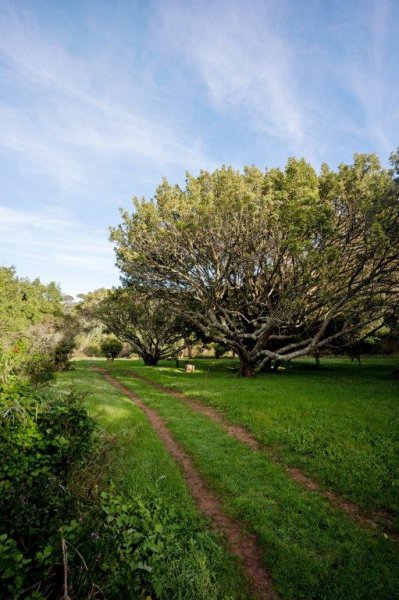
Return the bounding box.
[154,0,306,147]
[337,0,398,154]
[153,0,399,161]
[0,205,115,281]
[0,3,210,188]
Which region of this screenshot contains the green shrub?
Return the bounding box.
[0,534,31,599]
[23,352,56,386]
[61,489,237,600]
[0,344,26,386]
[0,342,56,388]
[103,493,230,600]
[100,338,123,361]
[213,342,228,359]
[53,337,75,371]
[0,379,95,597]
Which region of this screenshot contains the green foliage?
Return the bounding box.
[0,379,95,597]
[94,490,232,599]
[0,343,26,386]
[0,333,75,390]
[0,267,76,387]
[213,342,228,359]
[83,343,102,357]
[0,267,62,345]
[53,337,75,371]
[0,534,31,599]
[100,337,123,360]
[22,352,56,386]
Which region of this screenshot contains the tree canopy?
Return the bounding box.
[111,153,399,376]
[0,266,62,345]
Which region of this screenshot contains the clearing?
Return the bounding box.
[59,357,399,599]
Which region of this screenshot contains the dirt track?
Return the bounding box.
[96,368,279,600]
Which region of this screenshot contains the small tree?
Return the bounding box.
[214,342,228,359]
[80,288,191,366]
[100,338,123,361]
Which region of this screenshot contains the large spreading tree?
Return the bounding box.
[111,153,399,376]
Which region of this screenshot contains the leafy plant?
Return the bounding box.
[100,338,123,361]
[0,380,95,597]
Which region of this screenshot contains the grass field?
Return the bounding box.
[60,358,399,599]
[106,356,399,521]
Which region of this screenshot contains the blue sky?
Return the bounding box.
[0,0,398,297]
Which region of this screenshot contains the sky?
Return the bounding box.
[0,0,398,297]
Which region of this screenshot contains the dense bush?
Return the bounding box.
[22,351,56,386]
[0,378,95,598]
[100,338,123,361]
[0,336,75,389]
[53,337,75,371]
[213,342,228,359]
[60,489,234,600]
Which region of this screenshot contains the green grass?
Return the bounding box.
[93,360,399,600]
[56,364,248,600]
[103,356,399,522]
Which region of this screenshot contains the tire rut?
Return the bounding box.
[124,368,397,541]
[95,368,279,600]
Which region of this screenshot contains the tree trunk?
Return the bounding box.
[238,355,257,377]
[272,360,281,372]
[143,354,159,366]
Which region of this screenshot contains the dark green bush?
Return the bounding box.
[100,338,123,361]
[53,337,75,371]
[0,534,31,599]
[0,379,95,599]
[22,352,56,386]
[213,342,228,359]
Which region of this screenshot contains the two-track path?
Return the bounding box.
[124,368,397,540]
[95,368,279,600]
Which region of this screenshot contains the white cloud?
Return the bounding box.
[0,4,211,188]
[153,0,399,162]
[154,1,306,147]
[0,205,115,280]
[338,0,398,154]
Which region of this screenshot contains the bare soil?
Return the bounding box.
[96,368,279,600]
[126,369,397,540]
